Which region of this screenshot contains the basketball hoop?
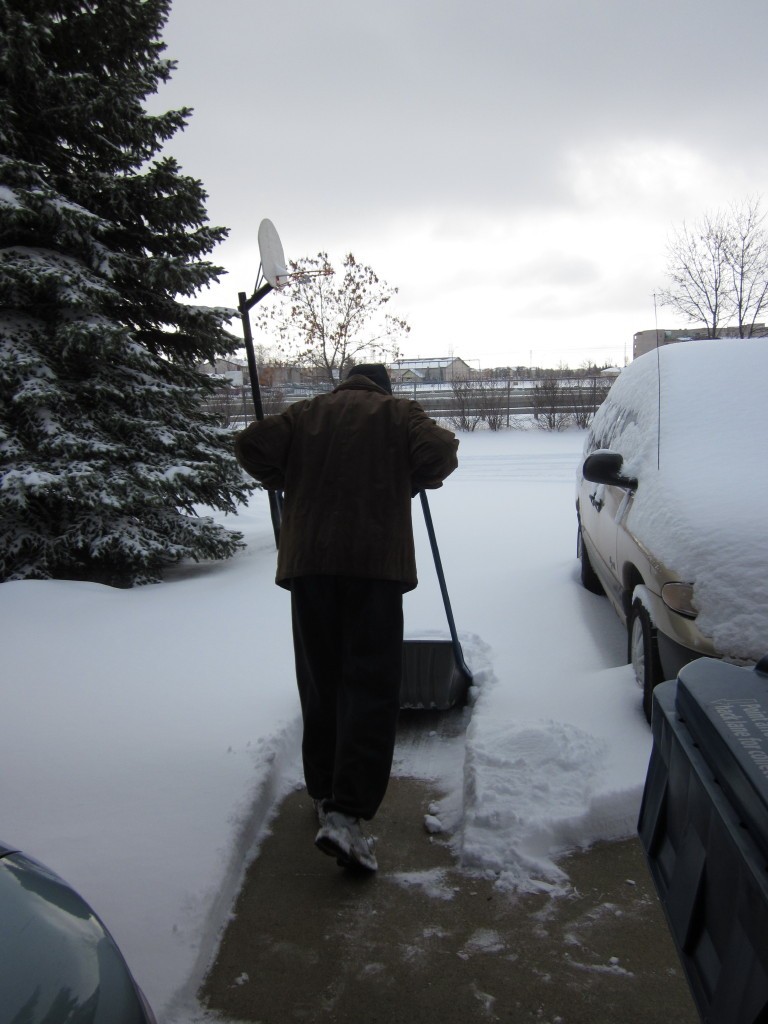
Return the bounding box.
[238,216,332,336]
[256,219,289,290]
[237,218,328,547]
[246,219,331,299]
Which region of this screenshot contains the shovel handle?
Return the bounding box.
[419,491,473,682]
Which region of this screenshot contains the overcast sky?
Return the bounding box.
[149,0,768,369]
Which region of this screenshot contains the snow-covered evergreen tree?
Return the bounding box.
[0,0,252,585]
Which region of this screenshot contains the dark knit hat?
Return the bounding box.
[346,363,393,394]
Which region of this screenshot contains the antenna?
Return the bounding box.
[653,292,661,471]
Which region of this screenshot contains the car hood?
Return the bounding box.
[628,474,767,661]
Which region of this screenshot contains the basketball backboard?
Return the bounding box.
[257,219,288,289]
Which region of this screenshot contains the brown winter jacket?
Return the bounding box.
[234,375,459,591]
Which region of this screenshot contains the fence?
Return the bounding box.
[204,375,613,431]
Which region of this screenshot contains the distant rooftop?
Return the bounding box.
[391,357,462,369]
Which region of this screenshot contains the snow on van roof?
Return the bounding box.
[586,337,768,660]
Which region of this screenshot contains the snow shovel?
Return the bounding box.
[237,220,471,709]
[239,302,471,709]
[400,491,473,710]
[237,339,472,709]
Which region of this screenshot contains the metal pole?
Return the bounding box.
[238,287,283,548]
[419,491,473,681]
[239,290,266,420]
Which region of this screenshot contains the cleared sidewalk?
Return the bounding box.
[200,770,697,1023]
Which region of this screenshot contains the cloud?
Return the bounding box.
[149,0,768,368]
[509,253,600,288]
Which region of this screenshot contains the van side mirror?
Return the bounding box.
[582,450,638,490]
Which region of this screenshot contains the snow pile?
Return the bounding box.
[0,544,303,1016]
[461,715,610,892]
[0,429,655,1018]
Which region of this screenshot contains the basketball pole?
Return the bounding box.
[238,283,283,547]
[237,218,329,549]
[238,284,271,420]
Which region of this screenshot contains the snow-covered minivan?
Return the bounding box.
[576,337,768,721]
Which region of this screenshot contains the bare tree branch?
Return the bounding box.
[658,212,731,336]
[255,253,409,384]
[723,196,768,337]
[658,197,768,338]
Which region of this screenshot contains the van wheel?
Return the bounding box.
[578,526,604,595]
[628,598,663,724]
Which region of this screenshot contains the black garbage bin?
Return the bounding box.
[638,656,768,1024]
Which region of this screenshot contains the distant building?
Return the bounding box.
[198,357,247,385]
[633,326,768,359]
[390,356,473,382]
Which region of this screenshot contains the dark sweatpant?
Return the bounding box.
[290,575,403,821]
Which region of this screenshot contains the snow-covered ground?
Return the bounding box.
[0,427,654,1021]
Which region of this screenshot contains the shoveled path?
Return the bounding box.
[200,712,697,1024]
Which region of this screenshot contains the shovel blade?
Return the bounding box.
[400,639,471,710]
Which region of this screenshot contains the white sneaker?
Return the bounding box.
[315,810,378,872]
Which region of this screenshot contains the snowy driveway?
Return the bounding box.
[0,427,653,1019]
